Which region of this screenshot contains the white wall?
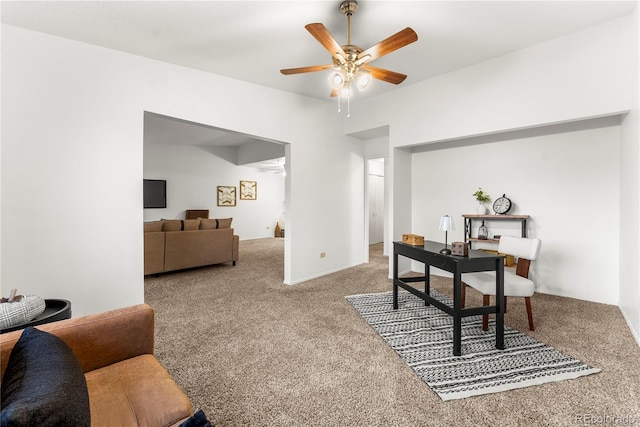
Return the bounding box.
[2,27,147,316]
[347,14,634,146]
[286,135,365,284]
[390,146,413,277]
[1,25,366,316]
[411,125,620,304]
[345,13,638,338]
[618,5,640,343]
[364,136,390,256]
[143,144,285,240]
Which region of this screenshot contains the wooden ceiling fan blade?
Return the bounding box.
[363,65,407,85]
[305,23,347,60]
[357,27,418,63]
[280,64,334,75]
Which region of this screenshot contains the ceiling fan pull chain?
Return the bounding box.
[337,94,342,114]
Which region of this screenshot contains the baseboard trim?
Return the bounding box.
[286,262,364,285]
[619,306,640,348]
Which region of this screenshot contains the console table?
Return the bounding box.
[463,214,529,248]
[393,241,505,356]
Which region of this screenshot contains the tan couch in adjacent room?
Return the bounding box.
[144,218,239,275]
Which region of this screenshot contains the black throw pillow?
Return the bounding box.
[0,327,90,426]
[180,409,213,427]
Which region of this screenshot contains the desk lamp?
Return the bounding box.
[439,215,455,254]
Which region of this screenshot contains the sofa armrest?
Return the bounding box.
[144,231,165,274]
[233,234,239,262]
[1,304,155,377]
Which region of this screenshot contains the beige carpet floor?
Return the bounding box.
[145,238,640,427]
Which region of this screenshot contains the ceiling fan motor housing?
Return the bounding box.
[340,1,358,16]
[341,45,362,77]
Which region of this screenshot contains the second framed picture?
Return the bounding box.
[240,180,257,200]
[217,186,236,206]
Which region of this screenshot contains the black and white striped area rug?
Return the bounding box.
[345,290,600,401]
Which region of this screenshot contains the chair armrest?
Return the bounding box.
[1,304,155,376]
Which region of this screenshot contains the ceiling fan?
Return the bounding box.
[280,0,418,115]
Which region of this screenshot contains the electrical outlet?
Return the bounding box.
[320,252,326,258]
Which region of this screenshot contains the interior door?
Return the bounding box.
[368,173,384,244]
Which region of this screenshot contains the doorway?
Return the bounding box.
[142,111,289,280]
[368,158,385,248]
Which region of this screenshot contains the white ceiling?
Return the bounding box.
[2,1,636,101]
[144,112,256,146]
[2,0,636,154]
[143,111,286,171]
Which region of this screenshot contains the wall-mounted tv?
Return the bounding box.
[143,179,166,209]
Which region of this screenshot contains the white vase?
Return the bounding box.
[476,203,488,214]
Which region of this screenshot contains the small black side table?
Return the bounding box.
[0,299,71,334]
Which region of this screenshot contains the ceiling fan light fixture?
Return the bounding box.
[329,70,346,88]
[355,69,371,90]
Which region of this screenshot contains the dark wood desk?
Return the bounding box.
[393,240,505,356]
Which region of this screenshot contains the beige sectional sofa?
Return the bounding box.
[144,218,239,275]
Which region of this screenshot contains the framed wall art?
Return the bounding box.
[217,186,236,206]
[240,180,257,200]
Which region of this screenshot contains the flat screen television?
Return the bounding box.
[143,179,166,209]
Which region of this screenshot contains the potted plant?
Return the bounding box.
[473,188,491,214]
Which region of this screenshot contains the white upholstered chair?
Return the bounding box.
[461,235,542,331]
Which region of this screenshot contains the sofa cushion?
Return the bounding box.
[162,219,182,232]
[183,219,201,230]
[199,218,232,229]
[217,218,233,229]
[199,219,218,230]
[0,327,90,426]
[144,221,163,232]
[85,354,192,427]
